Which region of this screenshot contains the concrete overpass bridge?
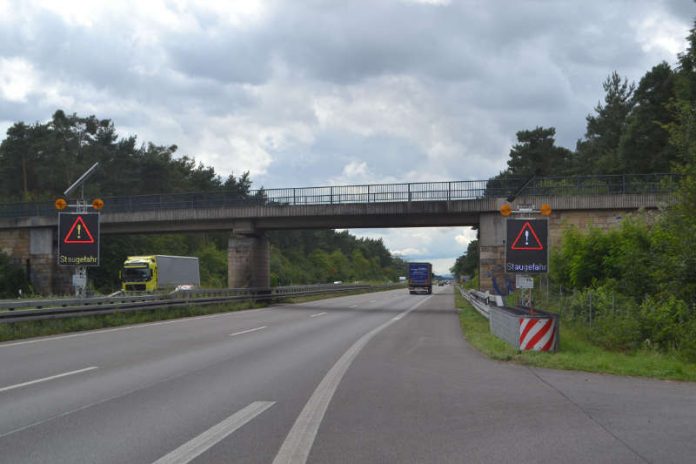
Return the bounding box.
[0,174,678,295]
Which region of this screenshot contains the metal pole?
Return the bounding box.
[74,184,87,298]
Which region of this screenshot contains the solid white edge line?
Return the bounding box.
[152,401,275,464]
[309,312,327,318]
[272,295,432,464]
[0,366,98,394]
[229,326,267,337]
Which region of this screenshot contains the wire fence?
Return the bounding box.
[0,173,681,218]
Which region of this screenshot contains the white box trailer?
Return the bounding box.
[155,255,200,289]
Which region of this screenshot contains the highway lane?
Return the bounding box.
[308,288,696,463]
[0,286,694,463]
[0,288,422,463]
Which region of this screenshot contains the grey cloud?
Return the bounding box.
[255,129,427,187]
[664,0,695,21]
[169,34,272,85]
[0,0,692,190]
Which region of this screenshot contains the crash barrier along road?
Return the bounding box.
[461,287,559,352]
[0,284,401,323]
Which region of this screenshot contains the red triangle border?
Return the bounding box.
[64,216,96,244]
[511,221,543,251]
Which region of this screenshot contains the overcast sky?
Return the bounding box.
[0,0,692,275]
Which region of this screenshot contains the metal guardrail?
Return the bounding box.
[0,284,402,323]
[459,287,492,319]
[0,173,680,218]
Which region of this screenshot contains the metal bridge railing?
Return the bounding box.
[0,173,680,218]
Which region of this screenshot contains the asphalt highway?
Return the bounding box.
[0,286,694,463]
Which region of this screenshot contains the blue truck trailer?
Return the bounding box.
[408,262,432,295]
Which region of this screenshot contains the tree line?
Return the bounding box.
[0,111,407,296]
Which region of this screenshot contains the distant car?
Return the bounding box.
[333,281,343,285]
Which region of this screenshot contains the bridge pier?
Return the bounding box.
[478,212,506,294]
[228,233,270,289]
[0,228,71,296]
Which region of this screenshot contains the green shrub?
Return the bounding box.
[640,296,691,353]
[0,252,31,298]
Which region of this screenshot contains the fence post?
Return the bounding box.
[447,181,451,201]
[293,188,296,205]
[408,183,412,202]
[559,285,563,317]
[367,184,371,203]
[330,186,333,204]
[612,292,615,315]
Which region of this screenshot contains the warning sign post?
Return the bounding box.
[505,219,548,274]
[58,212,100,267]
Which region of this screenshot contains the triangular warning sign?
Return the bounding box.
[511,221,543,250]
[64,216,95,244]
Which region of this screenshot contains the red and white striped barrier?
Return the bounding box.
[519,317,557,351]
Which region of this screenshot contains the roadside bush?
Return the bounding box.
[677,318,696,362]
[640,296,695,356]
[559,285,696,360]
[563,286,641,351]
[0,252,31,298]
[592,313,642,352]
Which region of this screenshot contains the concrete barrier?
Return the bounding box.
[489,306,559,352]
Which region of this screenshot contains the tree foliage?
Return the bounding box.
[575,72,636,174]
[544,20,696,360]
[505,127,573,177]
[267,230,407,285]
[450,239,478,278]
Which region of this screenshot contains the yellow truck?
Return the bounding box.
[120,255,200,292]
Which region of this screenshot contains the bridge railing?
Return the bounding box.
[0,173,680,218]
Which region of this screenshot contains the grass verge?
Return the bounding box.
[455,289,696,382]
[279,286,401,304]
[0,301,264,343]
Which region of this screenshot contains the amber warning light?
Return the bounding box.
[499,203,512,217]
[540,203,552,216]
[92,198,105,210]
[54,198,68,210]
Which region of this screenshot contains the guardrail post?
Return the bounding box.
[367,184,371,203]
[448,181,451,201]
[330,186,334,204]
[408,184,411,202]
[293,188,296,205]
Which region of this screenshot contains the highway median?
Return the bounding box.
[0,284,402,344]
